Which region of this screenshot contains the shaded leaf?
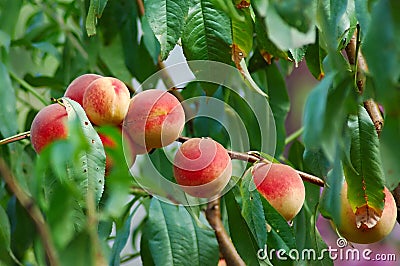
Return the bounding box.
[305,31,326,80]
[363,0,400,113]
[0,63,17,137]
[144,0,188,60]
[380,114,400,190]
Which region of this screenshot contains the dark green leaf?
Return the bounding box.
[140,15,161,64]
[305,31,326,80]
[182,0,232,63]
[109,205,137,266]
[0,63,17,137]
[363,0,400,113]
[63,97,106,204]
[144,0,188,60]
[59,231,93,266]
[240,167,267,249]
[144,198,219,266]
[0,205,11,256]
[0,0,22,37]
[342,106,385,213]
[380,114,400,190]
[86,0,109,36]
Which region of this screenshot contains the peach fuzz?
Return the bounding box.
[173,138,232,198]
[64,74,102,106]
[30,104,68,153]
[123,89,185,149]
[333,183,396,244]
[83,77,130,126]
[253,163,305,221]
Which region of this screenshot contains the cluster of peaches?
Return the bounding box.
[30,74,396,245]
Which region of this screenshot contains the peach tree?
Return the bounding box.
[0,0,399,265]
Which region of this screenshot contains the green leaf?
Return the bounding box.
[342,106,385,214]
[263,4,315,50]
[254,16,288,62]
[303,73,355,162]
[109,204,140,266]
[231,7,253,58]
[0,0,22,37]
[0,205,11,255]
[144,198,219,266]
[380,114,400,190]
[252,64,290,157]
[260,195,297,252]
[140,15,161,64]
[355,0,372,34]
[305,31,326,80]
[273,0,315,33]
[144,0,188,60]
[240,167,268,249]
[182,0,232,63]
[62,97,106,204]
[363,0,400,113]
[59,231,93,266]
[224,190,262,266]
[0,63,17,137]
[289,46,306,67]
[86,0,109,36]
[318,154,344,222]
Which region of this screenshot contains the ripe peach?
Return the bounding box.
[173,138,232,198]
[98,132,117,174]
[333,183,396,244]
[123,90,185,149]
[64,74,102,106]
[253,163,305,221]
[30,104,68,153]
[83,77,130,126]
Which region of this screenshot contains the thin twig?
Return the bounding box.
[177,136,325,187]
[0,159,59,266]
[345,27,383,135]
[205,199,246,266]
[0,131,30,145]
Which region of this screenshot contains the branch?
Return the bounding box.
[345,27,383,136]
[0,159,59,266]
[0,131,30,145]
[205,199,246,266]
[178,136,325,187]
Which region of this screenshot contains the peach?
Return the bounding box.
[333,183,396,244]
[123,90,185,149]
[83,77,130,126]
[30,104,68,153]
[173,138,232,198]
[98,132,117,174]
[253,163,305,221]
[64,74,102,106]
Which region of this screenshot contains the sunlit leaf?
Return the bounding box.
[144,0,188,60]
